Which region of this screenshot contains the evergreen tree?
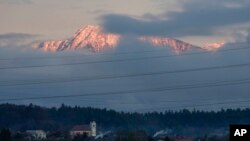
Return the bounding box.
[0,128,12,141]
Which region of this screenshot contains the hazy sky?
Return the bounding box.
[0,0,166,38]
[0,0,250,112]
[1,0,250,45]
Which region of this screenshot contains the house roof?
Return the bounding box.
[26,130,46,134]
[172,138,193,141]
[71,125,91,131]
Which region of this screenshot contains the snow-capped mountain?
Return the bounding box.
[203,42,225,51]
[34,25,225,53]
[34,25,120,52]
[139,36,194,53]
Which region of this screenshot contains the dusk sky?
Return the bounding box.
[0,0,250,112]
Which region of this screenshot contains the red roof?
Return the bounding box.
[71,125,91,131]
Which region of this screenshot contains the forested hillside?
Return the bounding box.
[0,103,250,134]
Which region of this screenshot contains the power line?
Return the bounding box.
[0,46,249,70]
[0,48,169,61]
[0,62,250,86]
[0,78,249,102]
[136,99,250,112]
[0,46,249,61]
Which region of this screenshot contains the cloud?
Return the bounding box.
[101,0,250,37]
[225,30,250,47]
[0,33,39,48]
[1,33,250,112]
[0,33,35,40]
[0,0,32,5]
[246,32,250,43]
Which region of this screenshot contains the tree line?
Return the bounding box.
[0,103,249,133]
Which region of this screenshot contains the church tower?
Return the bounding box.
[90,121,96,137]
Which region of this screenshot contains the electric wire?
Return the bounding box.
[0,46,249,70]
[0,46,249,61]
[0,62,249,87]
[0,78,249,102]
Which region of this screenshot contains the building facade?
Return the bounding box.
[26,130,47,140]
[70,121,97,138]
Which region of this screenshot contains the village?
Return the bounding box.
[0,121,228,141]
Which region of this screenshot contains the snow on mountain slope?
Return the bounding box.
[34,25,224,53]
[34,25,120,52]
[138,36,194,53]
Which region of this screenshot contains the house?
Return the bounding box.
[26,130,47,140]
[171,137,193,141]
[70,121,96,138]
[155,136,194,141]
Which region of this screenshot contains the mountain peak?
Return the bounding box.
[203,42,225,51]
[34,25,120,52]
[34,25,224,53]
[74,25,101,36]
[139,36,194,53]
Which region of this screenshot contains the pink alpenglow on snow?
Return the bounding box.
[34,25,121,52]
[203,42,226,51]
[34,25,226,53]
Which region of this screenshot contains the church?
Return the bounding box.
[70,121,96,138]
